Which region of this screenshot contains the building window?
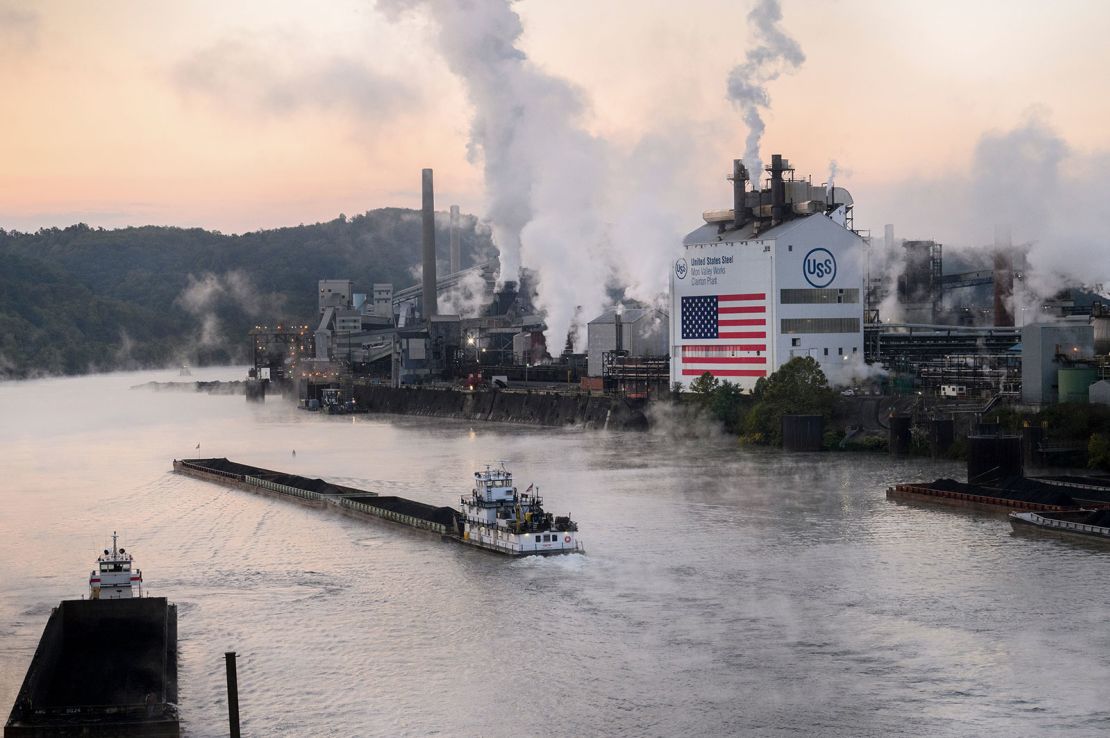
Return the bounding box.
[780,289,860,305]
[838,347,843,355]
[823,348,828,356]
[791,338,800,347]
[852,347,858,354]
[781,318,862,334]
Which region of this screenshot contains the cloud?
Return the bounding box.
[171,35,416,121]
[0,3,39,51]
[867,109,1110,308]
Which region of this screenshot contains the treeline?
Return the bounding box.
[0,210,493,378]
[683,357,838,445]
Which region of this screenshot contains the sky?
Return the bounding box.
[2,0,1109,249]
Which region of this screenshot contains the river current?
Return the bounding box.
[1,368,1109,737]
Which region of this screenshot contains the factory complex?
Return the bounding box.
[247,157,1110,416]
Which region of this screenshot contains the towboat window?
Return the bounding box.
[123,563,130,571]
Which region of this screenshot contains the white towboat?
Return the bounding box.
[89,532,143,599]
[461,464,582,556]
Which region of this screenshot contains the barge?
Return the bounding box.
[5,536,178,738]
[887,477,1080,513]
[1010,509,1110,543]
[174,458,583,556]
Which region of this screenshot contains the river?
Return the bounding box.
[1,368,1109,737]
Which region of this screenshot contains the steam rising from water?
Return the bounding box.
[726,0,806,183]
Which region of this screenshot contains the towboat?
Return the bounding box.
[89,531,143,599]
[461,464,582,556]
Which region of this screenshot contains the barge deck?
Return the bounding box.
[5,598,178,737]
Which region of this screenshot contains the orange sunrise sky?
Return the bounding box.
[2,0,1108,247]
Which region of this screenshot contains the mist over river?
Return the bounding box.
[2,368,1110,737]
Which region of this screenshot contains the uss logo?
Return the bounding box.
[803,248,836,288]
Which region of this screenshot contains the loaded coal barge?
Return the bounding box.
[5,535,178,738]
[173,458,583,556]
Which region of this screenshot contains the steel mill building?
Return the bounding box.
[670,155,867,391]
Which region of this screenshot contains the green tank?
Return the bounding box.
[1057,366,1098,403]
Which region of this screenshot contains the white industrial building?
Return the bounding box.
[670,155,866,391]
[586,307,669,377]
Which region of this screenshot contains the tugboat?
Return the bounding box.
[461,464,582,556]
[89,531,143,599]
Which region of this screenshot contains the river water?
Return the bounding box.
[2,368,1109,737]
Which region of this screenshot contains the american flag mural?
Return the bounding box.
[679,293,767,378]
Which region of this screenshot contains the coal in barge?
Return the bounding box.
[5,536,178,738]
[173,458,583,556]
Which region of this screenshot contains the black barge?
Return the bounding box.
[4,598,179,737]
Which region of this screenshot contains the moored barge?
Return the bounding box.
[1010,509,1110,542]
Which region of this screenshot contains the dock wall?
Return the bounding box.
[352,386,647,430]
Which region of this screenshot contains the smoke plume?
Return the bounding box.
[726,0,805,184]
[378,0,611,350]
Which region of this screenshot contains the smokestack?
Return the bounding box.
[731,159,749,231]
[421,168,437,322]
[614,305,624,354]
[449,205,461,274]
[884,224,895,251]
[993,224,1014,327]
[770,154,785,226]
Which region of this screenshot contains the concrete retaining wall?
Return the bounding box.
[353,386,647,430]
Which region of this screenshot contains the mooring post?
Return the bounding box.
[225,651,241,738]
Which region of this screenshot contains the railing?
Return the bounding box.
[334,497,447,535]
[244,475,320,502]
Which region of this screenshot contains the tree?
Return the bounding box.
[688,372,719,402]
[743,357,836,445]
[1090,433,1110,472]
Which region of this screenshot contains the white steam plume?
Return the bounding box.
[378,0,611,351]
[726,0,805,183]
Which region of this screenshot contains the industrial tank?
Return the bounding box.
[1058,367,1098,403]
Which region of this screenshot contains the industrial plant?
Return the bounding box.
[246,158,1110,424]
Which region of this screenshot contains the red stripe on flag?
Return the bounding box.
[718,319,765,326]
[718,293,766,301]
[683,344,765,352]
[719,331,766,339]
[682,369,767,377]
[682,356,765,364]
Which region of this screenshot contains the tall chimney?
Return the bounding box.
[884,224,895,251]
[731,159,749,231]
[449,205,460,274]
[993,224,1014,327]
[421,168,437,322]
[770,154,785,227]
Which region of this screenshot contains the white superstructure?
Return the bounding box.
[88,532,142,599]
[461,465,582,556]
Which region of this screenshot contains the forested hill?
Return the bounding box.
[0,208,493,378]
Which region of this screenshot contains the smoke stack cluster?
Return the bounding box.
[421,168,437,322]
